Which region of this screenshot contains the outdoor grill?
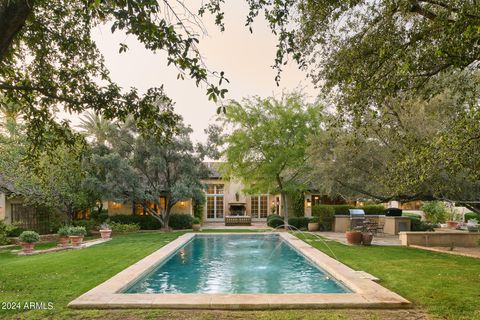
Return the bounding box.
[385,208,403,216]
[349,209,366,229]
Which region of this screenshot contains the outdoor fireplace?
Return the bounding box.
[229,202,246,216]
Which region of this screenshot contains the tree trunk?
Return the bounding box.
[0,0,33,61]
[161,206,172,232]
[281,191,289,230]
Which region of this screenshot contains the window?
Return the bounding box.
[251,194,269,218]
[312,195,321,206]
[206,184,224,219]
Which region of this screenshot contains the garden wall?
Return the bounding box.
[399,231,480,247]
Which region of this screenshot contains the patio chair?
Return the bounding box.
[373,222,385,236]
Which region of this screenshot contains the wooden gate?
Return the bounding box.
[11,204,50,234]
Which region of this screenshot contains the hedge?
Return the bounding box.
[311,204,385,215]
[109,214,162,230]
[168,213,193,230]
[72,220,96,236]
[311,205,335,231]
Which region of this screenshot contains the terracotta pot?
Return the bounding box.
[99,229,112,239]
[447,221,459,229]
[192,224,201,231]
[361,232,374,246]
[345,231,362,245]
[20,242,35,254]
[308,222,319,232]
[69,235,84,247]
[58,236,70,247]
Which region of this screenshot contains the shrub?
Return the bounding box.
[72,220,95,236]
[411,219,437,231]
[0,221,10,245]
[57,226,71,236]
[403,212,422,220]
[193,202,204,222]
[465,212,480,222]
[312,205,335,231]
[330,205,355,215]
[168,214,193,230]
[421,201,447,223]
[69,226,87,236]
[192,217,201,225]
[90,210,109,223]
[109,221,140,233]
[309,216,320,223]
[18,231,40,243]
[362,205,385,215]
[287,217,310,230]
[5,222,24,237]
[267,214,284,228]
[109,214,162,230]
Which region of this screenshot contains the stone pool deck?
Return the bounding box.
[69,232,410,310]
[313,232,402,246]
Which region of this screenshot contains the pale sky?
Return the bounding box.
[65,2,315,143]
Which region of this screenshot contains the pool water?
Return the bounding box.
[124,234,350,294]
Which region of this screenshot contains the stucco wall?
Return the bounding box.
[0,192,5,221]
[106,200,192,216]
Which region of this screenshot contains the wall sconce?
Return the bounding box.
[306,199,311,208]
[179,201,186,207]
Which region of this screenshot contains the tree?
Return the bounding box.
[0,0,230,156]
[130,124,207,229]
[78,111,117,146]
[219,92,322,228]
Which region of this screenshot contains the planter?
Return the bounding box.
[20,242,35,254]
[345,231,362,245]
[362,232,374,246]
[58,236,70,247]
[69,235,84,247]
[99,229,112,240]
[467,225,479,232]
[308,222,319,232]
[447,221,459,229]
[192,224,201,231]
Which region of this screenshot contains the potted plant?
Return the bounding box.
[345,228,362,245]
[69,226,86,247]
[308,217,320,231]
[361,231,374,246]
[192,217,201,231]
[99,222,112,239]
[18,231,40,254]
[446,208,460,229]
[466,219,479,232]
[57,226,71,247]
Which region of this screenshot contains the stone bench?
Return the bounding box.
[225,216,252,226]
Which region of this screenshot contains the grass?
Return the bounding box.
[0,230,478,320]
[295,233,480,320]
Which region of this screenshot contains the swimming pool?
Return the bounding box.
[124,234,350,294]
[69,232,410,309]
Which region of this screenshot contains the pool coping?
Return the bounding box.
[68,232,410,309]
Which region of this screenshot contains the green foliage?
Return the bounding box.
[421,201,447,224]
[465,212,480,222]
[267,214,284,229]
[168,214,193,230]
[109,215,162,230]
[311,205,335,231]
[72,220,95,236]
[411,219,437,232]
[329,205,354,215]
[0,221,12,245]
[193,202,204,222]
[90,210,109,223]
[109,222,140,233]
[18,231,40,243]
[57,226,71,237]
[220,92,323,220]
[68,226,86,237]
[5,222,25,237]
[309,216,320,223]
[192,217,201,225]
[291,192,305,217]
[361,205,385,215]
[287,217,310,230]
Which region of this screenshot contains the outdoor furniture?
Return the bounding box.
[225,216,251,226]
[373,222,385,236]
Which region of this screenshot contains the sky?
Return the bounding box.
[67,2,315,143]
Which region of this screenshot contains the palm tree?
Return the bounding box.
[78,111,116,145]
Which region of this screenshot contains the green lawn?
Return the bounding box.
[0,231,478,320]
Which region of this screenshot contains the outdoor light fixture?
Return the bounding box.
[306,199,311,208]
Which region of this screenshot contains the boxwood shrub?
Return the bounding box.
[72,220,96,236]
[109,214,162,230]
[312,204,385,216]
[287,217,310,230]
[311,205,335,231]
[267,214,284,228]
[168,214,193,230]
